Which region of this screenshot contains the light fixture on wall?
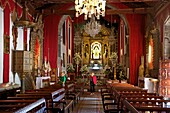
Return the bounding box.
[84,15,101,37]
[75,0,106,20]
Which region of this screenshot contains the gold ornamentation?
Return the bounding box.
[4,34,10,54]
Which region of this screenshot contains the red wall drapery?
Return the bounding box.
[126,14,145,85]
[3,4,10,83]
[44,15,61,68]
[1,0,26,83]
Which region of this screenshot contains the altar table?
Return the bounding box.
[36,76,50,89]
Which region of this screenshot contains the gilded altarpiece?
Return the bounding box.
[30,15,44,76]
[74,25,118,67]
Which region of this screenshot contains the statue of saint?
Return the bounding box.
[139,56,144,77]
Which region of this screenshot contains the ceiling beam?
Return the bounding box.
[107,0,160,2]
[41,7,152,16]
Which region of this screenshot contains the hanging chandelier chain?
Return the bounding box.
[84,15,101,37]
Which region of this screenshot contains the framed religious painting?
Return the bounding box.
[4,34,10,54]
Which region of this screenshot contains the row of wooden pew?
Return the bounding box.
[101,83,170,113]
[0,83,81,113]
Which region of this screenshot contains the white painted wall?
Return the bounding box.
[9,14,21,85]
[0,7,4,83]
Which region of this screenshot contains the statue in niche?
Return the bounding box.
[92,46,100,59]
[139,56,144,77]
[84,44,89,57]
[12,26,18,50]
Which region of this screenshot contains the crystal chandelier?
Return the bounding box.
[84,15,101,37]
[75,0,106,20]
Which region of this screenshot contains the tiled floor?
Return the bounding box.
[73,91,104,113]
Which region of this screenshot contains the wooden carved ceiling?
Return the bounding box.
[16,0,169,19]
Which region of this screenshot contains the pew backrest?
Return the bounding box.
[51,88,65,102]
[14,98,46,113]
[123,100,139,113]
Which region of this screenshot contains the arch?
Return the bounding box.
[107,4,129,34]
[163,16,170,59]
[57,15,70,67]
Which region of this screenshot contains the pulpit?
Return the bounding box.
[12,50,33,93]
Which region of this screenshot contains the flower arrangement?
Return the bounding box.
[67,63,75,73]
[73,53,82,65]
[110,52,118,60]
[80,65,88,73]
[103,65,111,75]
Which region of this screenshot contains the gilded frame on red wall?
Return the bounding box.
[4,34,10,54]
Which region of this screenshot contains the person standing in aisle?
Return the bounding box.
[90,72,97,95]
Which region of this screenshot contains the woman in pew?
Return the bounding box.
[59,71,67,86]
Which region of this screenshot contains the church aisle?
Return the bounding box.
[73,91,104,113]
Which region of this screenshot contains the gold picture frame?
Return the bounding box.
[4,34,10,54]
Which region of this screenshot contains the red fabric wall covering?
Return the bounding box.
[126,14,145,85]
[0,0,22,17]
[44,15,61,69]
[118,20,120,63]
[24,27,27,50]
[66,16,73,63]
[3,4,10,83]
[1,0,24,83]
[71,19,74,63]
[120,19,125,63]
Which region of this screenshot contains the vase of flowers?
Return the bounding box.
[73,53,82,76]
[67,63,75,73]
[80,65,89,74]
[110,52,118,64]
[73,53,82,65]
[67,63,75,81]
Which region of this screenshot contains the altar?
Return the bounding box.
[36,76,50,89]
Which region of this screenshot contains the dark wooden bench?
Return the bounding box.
[135,106,170,113]
[0,99,37,112]
[12,98,60,113]
[51,87,74,113]
[102,89,123,113]
[122,95,164,100]
[15,87,74,113]
[14,98,47,113]
[122,100,139,113]
[65,83,80,104]
[127,99,170,108]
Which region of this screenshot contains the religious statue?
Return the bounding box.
[139,56,144,77]
[92,46,100,59]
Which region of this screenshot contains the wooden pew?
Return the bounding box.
[14,98,60,113]
[127,99,170,108]
[122,95,164,100]
[65,83,80,104]
[0,100,37,112]
[122,100,139,113]
[16,87,74,112]
[102,89,123,113]
[14,98,46,113]
[51,87,74,113]
[135,106,170,113]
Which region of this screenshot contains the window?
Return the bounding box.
[62,21,65,45]
[68,23,71,49]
